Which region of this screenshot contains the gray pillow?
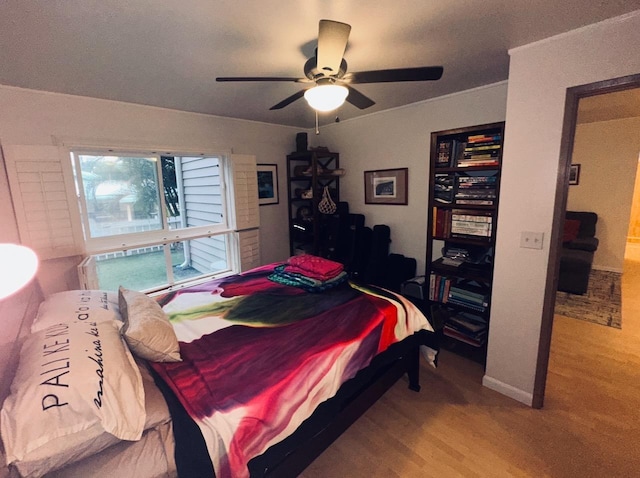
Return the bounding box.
[118,286,181,362]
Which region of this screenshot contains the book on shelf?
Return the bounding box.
[432,207,452,238]
[453,310,487,326]
[466,133,502,144]
[446,298,486,313]
[455,199,495,206]
[446,315,486,334]
[449,277,488,299]
[463,143,501,152]
[434,173,454,203]
[451,211,493,238]
[455,190,496,198]
[436,139,472,167]
[451,222,491,237]
[449,285,488,304]
[443,325,487,347]
[448,292,488,308]
[457,175,497,186]
[457,159,500,168]
[462,153,499,162]
[457,140,501,166]
[443,306,488,345]
[449,279,489,298]
[428,272,453,303]
[436,140,453,167]
[433,207,494,240]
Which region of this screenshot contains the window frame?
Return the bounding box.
[70,148,233,255]
[69,146,246,292]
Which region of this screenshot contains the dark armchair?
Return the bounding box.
[558,211,599,295]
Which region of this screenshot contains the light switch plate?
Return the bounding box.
[520,231,544,249]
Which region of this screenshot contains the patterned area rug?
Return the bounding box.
[555,269,622,329]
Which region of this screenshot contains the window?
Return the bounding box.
[71,150,238,292]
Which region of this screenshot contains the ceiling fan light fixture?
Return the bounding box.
[304,84,349,112]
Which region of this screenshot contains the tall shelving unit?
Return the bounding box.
[426,122,505,365]
[286,150,340,257]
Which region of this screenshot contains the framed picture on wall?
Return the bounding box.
[569,164,581,185]
[257,164,279,205]
[364,168,408,205]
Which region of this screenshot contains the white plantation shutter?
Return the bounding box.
[3,145,82,259]
[229,154,259,231]
[77,255,100,289]
[3,145,260,283]
[236,228,260,271]
[228,154,260,271]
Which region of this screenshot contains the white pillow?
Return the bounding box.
[1,320,146,477]
[118,286,181,363]
[31,290,121,333]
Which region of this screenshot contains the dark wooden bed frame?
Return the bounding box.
[154,329,434,478]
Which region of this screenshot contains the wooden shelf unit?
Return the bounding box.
[426,122,505,366]
[286,150,340,257]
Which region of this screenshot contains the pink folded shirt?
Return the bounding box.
[284,254,344,281]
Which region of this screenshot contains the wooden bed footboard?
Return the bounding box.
[260,344,422,477]
[153,330,434,478]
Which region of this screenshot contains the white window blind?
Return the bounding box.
[3,145,82,260]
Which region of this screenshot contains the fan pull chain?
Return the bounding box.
[315,110,320,135]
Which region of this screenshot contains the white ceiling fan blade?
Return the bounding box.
[317,20,351,76]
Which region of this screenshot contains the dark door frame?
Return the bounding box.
[532,73,640,409]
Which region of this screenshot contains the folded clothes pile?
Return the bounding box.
[268,254,347,292]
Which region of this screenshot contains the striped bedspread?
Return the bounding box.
[151,263,432,478]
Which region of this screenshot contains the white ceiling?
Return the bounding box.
[1,1,639,128]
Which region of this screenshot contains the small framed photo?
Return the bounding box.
[569,164,581,185]
[257,164,279,205]
[364,168,408,205]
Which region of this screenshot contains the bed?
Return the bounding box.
[1,257,436,478]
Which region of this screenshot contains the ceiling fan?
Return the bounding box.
[216,20,443,113]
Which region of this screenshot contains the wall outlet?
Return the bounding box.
[520,231,544,250]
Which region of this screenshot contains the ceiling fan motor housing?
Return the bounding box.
[304,57,348,82]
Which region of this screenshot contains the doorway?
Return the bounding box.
[533,73,640,408]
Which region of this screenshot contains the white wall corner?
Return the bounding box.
[482,374,533,407]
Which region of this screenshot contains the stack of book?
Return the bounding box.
[447,282,489,312]
[457,133,501,168]
[444,311,487,347]
[450,210,493,241]
[455,174,497,206]
[434,173,454,204]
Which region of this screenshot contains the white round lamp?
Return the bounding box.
[0,244,39,300]
[304,84,349,112]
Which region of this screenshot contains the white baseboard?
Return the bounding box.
[482,375,533,406]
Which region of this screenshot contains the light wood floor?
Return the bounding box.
[301,246,640,478]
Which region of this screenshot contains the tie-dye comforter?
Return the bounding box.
[150,263,433,478]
